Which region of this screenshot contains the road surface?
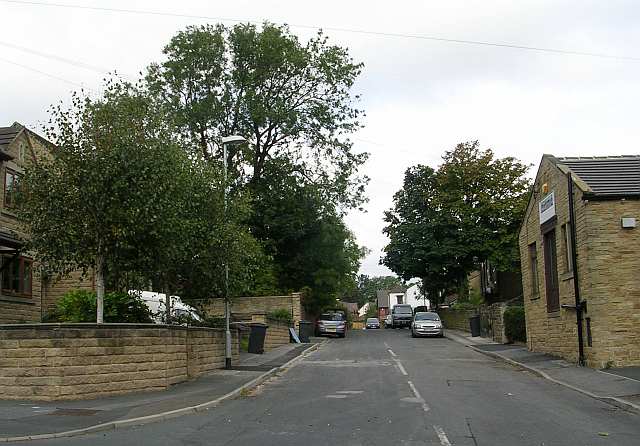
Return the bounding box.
[20,329,640,445]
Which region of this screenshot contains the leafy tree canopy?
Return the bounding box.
[382,141,531,306]
[146,22,369,210]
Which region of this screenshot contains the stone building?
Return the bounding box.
[519,154,639,367]
[0,123,94,323]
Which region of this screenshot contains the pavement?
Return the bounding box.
[445,329,640,412]
[11,327,640,445]
[0,341,320,442]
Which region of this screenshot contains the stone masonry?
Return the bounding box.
[519,156,640,368]
[0,324,239,401]
[198,293,303,327]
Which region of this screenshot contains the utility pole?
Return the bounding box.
[221,135,246,370]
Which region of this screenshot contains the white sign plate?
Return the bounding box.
[539,192,556,225]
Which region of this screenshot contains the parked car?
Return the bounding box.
[384,314,393,329]
[411,312,444,338]
[365,317,380,329]
[316,311,347,338]
[391,304,414,328]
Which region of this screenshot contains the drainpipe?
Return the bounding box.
[567,172,586,366]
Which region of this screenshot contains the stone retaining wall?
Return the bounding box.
[0,323,239,401]
[438,302,510,343]
[264,318,291,351]
[197,293,302,327]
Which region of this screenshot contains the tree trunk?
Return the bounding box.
[96,254,105,324]
[164,284,171,325]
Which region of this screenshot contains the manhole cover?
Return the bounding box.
[49,408,101,416]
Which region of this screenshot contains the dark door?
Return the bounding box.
[543,228,560,312]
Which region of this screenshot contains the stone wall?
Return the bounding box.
[438,303,510,343]
[264,318,291,351]
[519,156,640,368]
[0,323,239,401]
[197,293,303,326]
[438,308,475,332]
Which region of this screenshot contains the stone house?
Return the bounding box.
[0,123,93,323]
[519,154,639,367]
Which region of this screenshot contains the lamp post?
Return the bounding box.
[221,135,247,370]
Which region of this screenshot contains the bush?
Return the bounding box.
[54,290,153,323]
[267,308,293,324]
[504,306,526,343]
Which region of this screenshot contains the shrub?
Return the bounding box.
[504,306,526,343]
[267,308,293,324]
[54,290,153,323]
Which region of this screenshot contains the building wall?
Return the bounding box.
[583,200,640,367]
[519,157,640,367]
[0,324,239,401]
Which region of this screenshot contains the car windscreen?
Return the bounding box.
[414,313,439,321]
[366,318,378,323]
[394,306,413,314]
[320,313,344,321]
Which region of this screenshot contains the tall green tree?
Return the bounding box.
[342,275,404,307]
[18,80,267,321]
[382,142,531,306]
[146,24,369,311]
[146,22,368,209]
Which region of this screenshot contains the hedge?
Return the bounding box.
[504,306,526,343]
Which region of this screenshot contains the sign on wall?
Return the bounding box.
[539,191,556,225]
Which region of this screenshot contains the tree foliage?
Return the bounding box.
[343,274,404,307]
[382,142,531,306]
[146,23,368,313]
[146,22,368,209]
[18,80,267,319]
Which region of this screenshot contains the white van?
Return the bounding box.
[134,291,202,324]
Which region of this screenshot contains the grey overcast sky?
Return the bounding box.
[1,1,639,276]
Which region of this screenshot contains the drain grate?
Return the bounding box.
[49,408,101,416]
[231,365,274,372]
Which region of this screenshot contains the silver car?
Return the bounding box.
[411,312,444,337]
[316,312,347,338]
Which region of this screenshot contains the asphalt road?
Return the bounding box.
[18,329,640,445]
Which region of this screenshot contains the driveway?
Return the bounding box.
[17,329,639,445]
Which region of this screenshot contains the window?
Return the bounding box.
[4,169,21,208]
[1,256,32,297]
[543,229,559,312]
[561,223,573,273]
[396,295,403,305]
[528,243,539,296]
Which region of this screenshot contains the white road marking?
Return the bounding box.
[383,342,391,349]
[325,395,348,399]
[335,390,364,394]
[433,425,452,445]
[407,380,430,412]
[387,348,397,357]
[393,359,408,376]
[433,426,451,446]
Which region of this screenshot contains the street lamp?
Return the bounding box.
[221,135,247,370]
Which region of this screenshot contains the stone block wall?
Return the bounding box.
[0,324,239,401]
[438,303,509,343]
[198,293,302,327]
[437,308,475,332]
[264,318,291,351]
